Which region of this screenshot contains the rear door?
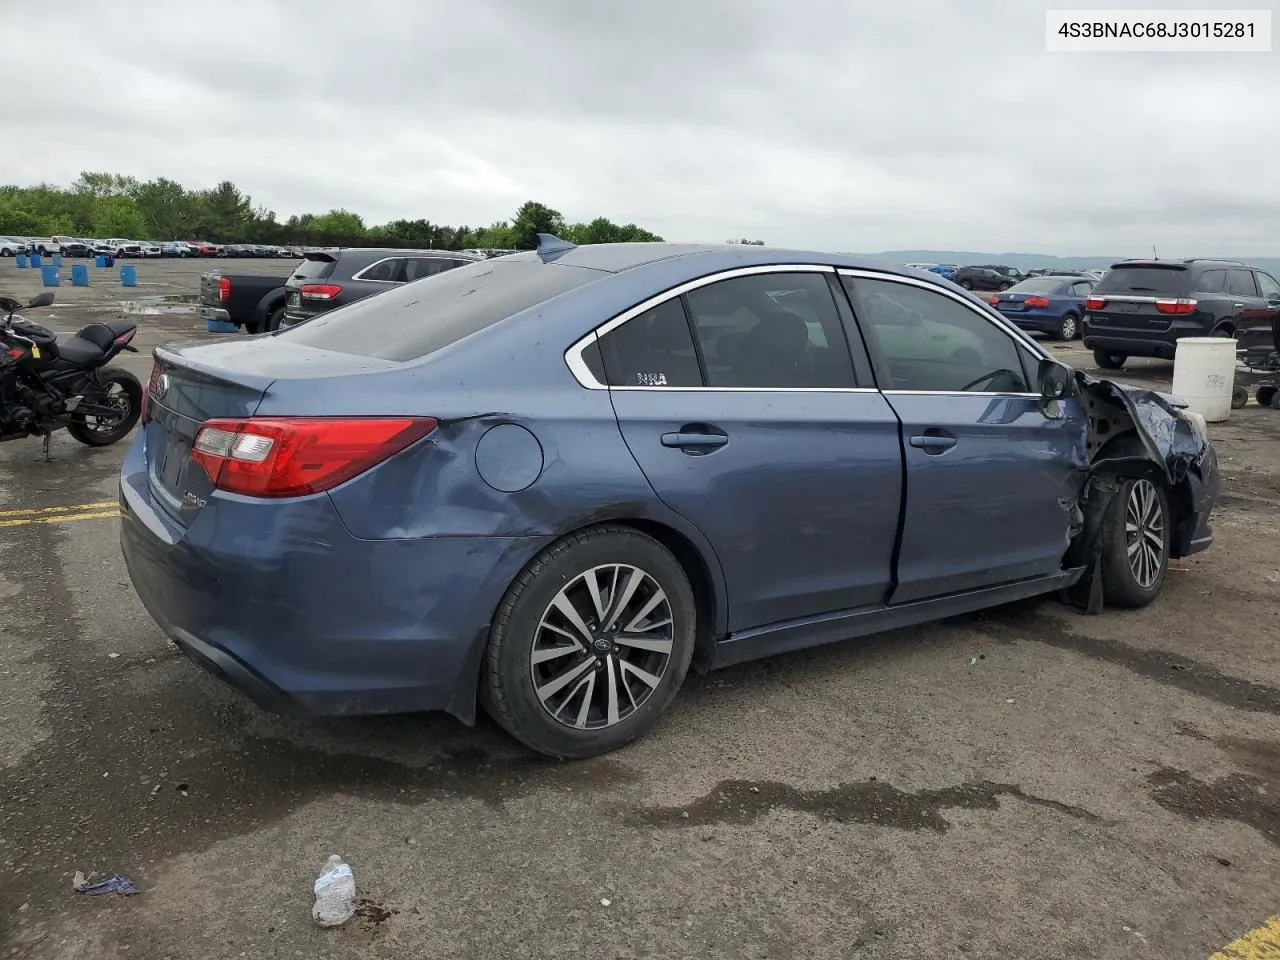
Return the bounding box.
[1251,271,1280,353]
[1226,269,1267,343]
[596,266,904,631]
[840,271,1085,604]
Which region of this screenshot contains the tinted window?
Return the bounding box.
[291,256,336,281]
[1257,272,1280,300]
[401,257,453,282]
[1007,278,1062,294]
[1069,281,1094,297]
[358,257,402,283]
[1196,270,1226,294]
[281,259,600,361]
[684,273,856,389]
[1227,269,1258,297]
[1093,266,1188,297]
[593,299,702,388]
[847,277,1030,393]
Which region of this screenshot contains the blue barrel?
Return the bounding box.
[52,253,64,267]
[15,254,28,268]
[104,254,115,268]
[30,253,42,268]
[41,265,60,287]
[119,265,138,288]
[71,264,90,287]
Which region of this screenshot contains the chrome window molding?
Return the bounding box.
[351,257,404,283]
[564,264,836,390]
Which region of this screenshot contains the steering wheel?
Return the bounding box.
[958,369,1016,392]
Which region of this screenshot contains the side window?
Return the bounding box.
[1228,269,1258,297]
[1070,281,1093,297]
[359,258,402,283]
[401,258,449,282]
[845,276,1030,394]
[683,272,856,389]
[1196,270,1226,294]
[1254,272,1280,300]
[593,299,702,388]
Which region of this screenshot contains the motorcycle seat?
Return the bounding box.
[56,335,108,366]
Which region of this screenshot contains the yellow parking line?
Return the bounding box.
[0,501,117,519]
[0,509,122,529]
[1211,916,1280,959]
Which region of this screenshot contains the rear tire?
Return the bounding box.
[1100,476,1170,609]
[1093,350,1127,370]
[959,280,973,290]
[1258,385,1278,407]
[1055,313,1080,341]
[1231,385,1250,409]
[480,526,696,759]
[265,304,285,332]
[67,368,143,447]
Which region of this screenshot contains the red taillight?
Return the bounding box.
[140,362,162,423]
[1155,298,1197,315]
[6,347,25,358]
[190,417,438,498]
[1084,296,1106,310]
[1025,296,1051,308]
[300,283,343,301]
[988,295,999,305]
[217,276,231,302]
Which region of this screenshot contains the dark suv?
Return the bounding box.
[281,248,481,327]
[952,266,1019,291]
[1081,259,1280,369]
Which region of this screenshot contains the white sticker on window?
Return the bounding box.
[635,372,668,386]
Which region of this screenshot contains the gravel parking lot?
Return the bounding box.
[2,256,1279,959]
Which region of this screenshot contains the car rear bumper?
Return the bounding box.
[118,435,550,718]
[1082,333,1180,359]
[198,306,232,324]
[1004,313,1068,333]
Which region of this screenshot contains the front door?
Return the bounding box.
[594,268,904,631]
[840,272,1086,604]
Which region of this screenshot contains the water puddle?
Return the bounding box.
[89,295,201,316]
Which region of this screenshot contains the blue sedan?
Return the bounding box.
[120,237,1220,758]
[987,275,1095,341]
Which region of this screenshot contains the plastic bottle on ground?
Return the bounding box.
[312,854,356,927]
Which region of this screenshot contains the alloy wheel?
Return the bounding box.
[530,563,674,730]
[84,383,130,435]
[1061,315,1078,339]
[1125,479,1165,588]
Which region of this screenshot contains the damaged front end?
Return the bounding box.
[1059,373,1221,614]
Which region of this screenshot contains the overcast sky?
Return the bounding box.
[7,0,1278,255]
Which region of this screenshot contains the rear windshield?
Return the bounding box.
[1093,266,1187,297]
[290,255,337,282]
[1007,278,1062,293]
[278,258,600,361]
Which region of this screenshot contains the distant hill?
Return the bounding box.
[855,250,1280,275]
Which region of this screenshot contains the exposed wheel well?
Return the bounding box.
[1212,322,1236,337]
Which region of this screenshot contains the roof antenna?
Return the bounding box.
[536,233,577,262]
[1152,244,1158,260]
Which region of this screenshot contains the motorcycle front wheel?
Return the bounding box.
[67,367,143,447]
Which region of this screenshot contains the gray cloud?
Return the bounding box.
[6,0,1278,255]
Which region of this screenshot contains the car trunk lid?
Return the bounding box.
[1085,264,1193,331]
[143,335,401,525]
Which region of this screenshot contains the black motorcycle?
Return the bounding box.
[0,292,143,458]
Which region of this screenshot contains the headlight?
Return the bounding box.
[1183,410,1208,445]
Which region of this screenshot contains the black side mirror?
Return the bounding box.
[1038,357,1073,400]
[0,297,21,313]
[27,292,54,308]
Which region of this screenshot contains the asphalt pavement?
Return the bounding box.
[2,258,1279,959]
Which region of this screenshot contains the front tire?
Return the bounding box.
[1231,385,1249,409]
[1093,349,1127,370]
[66,368,143,446]
[481,526,697,759]
[1100,477,1170,609]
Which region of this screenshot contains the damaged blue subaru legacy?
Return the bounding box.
[119,237,1220,759]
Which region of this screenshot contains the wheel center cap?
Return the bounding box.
[592,637,612,653]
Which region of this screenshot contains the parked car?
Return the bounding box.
[0,237,30,256]
[1082,258,1280,369]
[952,266,1015,291]
[187,241,219,257]
[927,264,958,279]
[280,248,480,327]
[140,242,164,258]
[162,241,195,257]
[988,275,1095,340]
[120,237,1220,759]
[101,239,143,257]
[199,269,291,334]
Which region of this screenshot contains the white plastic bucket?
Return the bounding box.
[1172,337,1237,422]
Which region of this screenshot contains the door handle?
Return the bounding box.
[1233,302,1245,308]
[909,431,957,453]
[661,431,728,449]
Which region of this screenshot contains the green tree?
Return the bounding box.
[0,202,44,236]
[307,208,366,246]
[509,201,565,249]
[131,177,197,238]
[91,195,148,238]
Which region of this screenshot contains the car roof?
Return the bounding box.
[339,247,482,259]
